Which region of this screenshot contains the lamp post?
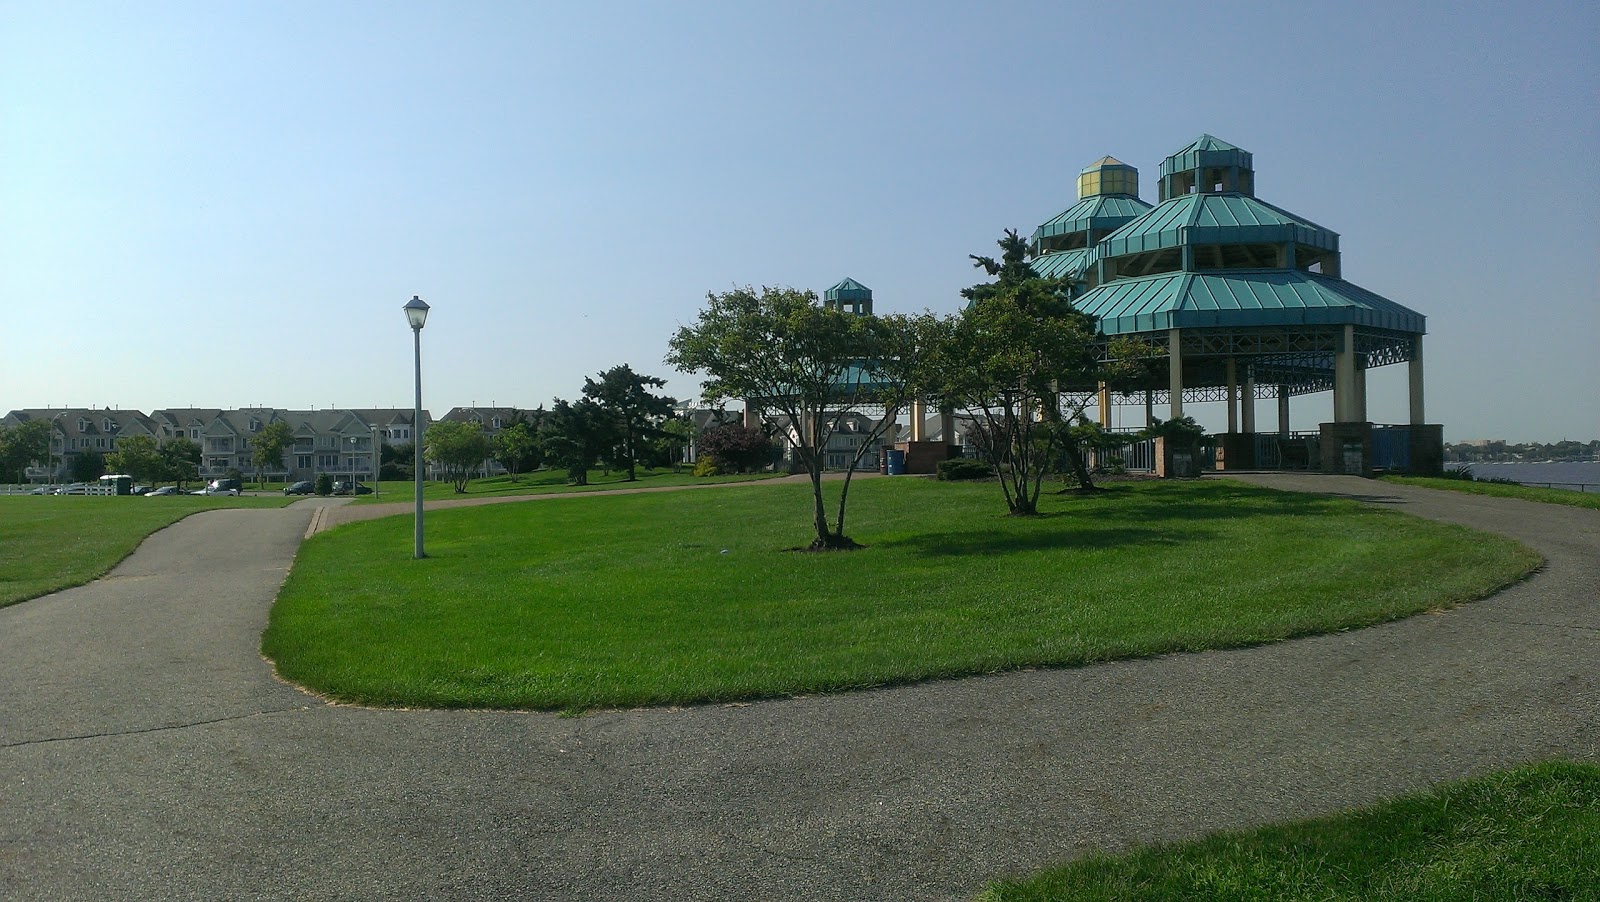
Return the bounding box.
[403,295,430,559]
[349,436,359,497]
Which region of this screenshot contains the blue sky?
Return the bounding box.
[3,1,1596,442]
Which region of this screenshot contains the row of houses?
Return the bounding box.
[0,406,524,483]
[4,402,980,484]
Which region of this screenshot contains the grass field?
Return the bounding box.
[979,760,1600,901]
[347,467,782,503]
[263,478,1539,711]
[0,494,298,608]
[1381,475,1600,511]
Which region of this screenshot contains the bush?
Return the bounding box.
[314,473,334,496]
[692,457,722,478]
[937,458,993,481]
[224,467,245,483]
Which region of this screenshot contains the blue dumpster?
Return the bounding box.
[884,449,906,475]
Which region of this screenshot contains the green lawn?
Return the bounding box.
[1382,475,1600,510]
[0,494,299,608]
[348,467,783,503]
[979,760,1600,901]
[264,478,1539,711]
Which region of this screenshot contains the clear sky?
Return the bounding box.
[3,1,1596,442]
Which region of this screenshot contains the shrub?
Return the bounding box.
[314,473,334,496]
[692,457,722,478]
[937,458,993,481]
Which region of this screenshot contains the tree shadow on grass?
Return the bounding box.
[880,524,1199,557]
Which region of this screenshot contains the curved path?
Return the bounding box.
[1,476,1596,901]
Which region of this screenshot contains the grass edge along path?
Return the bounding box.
[1380,475,1600,511]
[0,495,298,608]
[264,479,1540,711]
[978,759,1600,901]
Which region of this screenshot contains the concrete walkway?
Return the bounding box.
[1,477,1596,901]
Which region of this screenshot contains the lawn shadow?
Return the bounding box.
[880,524,1197,557]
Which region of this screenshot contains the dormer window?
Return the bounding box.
[250,419,261,432]
[103,418,114,432]
[492,417,502,429]
[78,418,88,432]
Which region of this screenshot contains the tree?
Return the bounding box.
[0,420,52,483]
[492,416,540,481]
[582,365,677,482]
[656,415,695,472]
[162,437,202,490]
[381,441,414,481]
[69,449,106,483]
[666,285,921,550]
[424,420,489,493]
[697,422,776,473]
[250,420,294,485]
[537,398,613,485]
[921,230,1150,515]
[106,435,165,485]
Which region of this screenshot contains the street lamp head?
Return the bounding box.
[403,295,430,331]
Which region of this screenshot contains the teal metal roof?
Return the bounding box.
[1094,193,1339,259]
[1160,134,1253,177]
[1072,270,1426,336]
[825,277,872,302]
[1029,248,1093,281]
[1032,194,1153,242]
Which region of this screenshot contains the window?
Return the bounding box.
[78,418,88,432]
[492,417,502,429]
[297,456,313,469]
[103,418,113,432]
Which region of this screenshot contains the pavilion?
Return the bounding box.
[1031,136,1442,475]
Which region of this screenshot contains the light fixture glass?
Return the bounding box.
[403,295,430,330]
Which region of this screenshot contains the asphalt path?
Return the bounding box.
[2,476,1596,900]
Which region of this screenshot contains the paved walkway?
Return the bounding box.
[1,476,1595,901]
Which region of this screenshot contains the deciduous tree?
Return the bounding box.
[921,230,1151,515]
[424,420,489,493]
[250,420,295,485]
[0,420,51,483]
[106,435,165,485]
[666,285,920,550]
[162,437,202,490]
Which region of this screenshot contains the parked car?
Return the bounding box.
[331,481,373,496]
[283,480,315,495]
[145,486,182,497]
[56,483,89,495]
[28,485,53,495]
[131,485,152,496]
[202,478,241,496]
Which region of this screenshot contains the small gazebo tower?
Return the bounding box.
[1030,157,1153,283]
[824,277,873,315]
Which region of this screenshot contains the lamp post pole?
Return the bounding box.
[403,295,430,559]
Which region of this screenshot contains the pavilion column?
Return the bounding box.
[1277,386,1290,435]
[910,397,927,442]
[1409,334,1426,425]
[938,405,955,445]
[1225,358,1238,433]
[881,406,898,447]
[1167,328,1184,420]
[1242,368,1256,433]
[1097,382,1111,427]
[1334,324,1357,422]
[743,400,760,428]
[1355,361,1369,423]
[1144,389,1155,427]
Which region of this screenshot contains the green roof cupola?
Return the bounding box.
[1030,155,1152,264]
[1159,134,1255,200]
[824,277,872,315]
